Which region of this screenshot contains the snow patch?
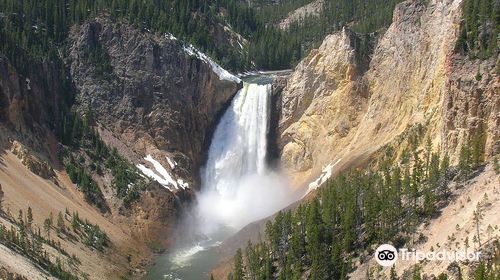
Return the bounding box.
[165,33,177,41]
[164,33,241,83]
[144,155,177,187]
[177,179,189,189]
[136,155,178,191]
[305,158,342,196]
[136,164,173,191]
[182,44,241,83]
[166,156,177,169]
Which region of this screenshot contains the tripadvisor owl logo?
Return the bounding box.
[375,244,398,267]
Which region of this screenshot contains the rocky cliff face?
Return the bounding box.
[442,55,499,162]
[276,27,371,188]
[275,0,499,190]
[67,18,241,190]
[0,55,68,156]
[0,16,241,279]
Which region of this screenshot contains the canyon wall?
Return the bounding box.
[0,17,241,279]
[213,1,498,277]
[67,18,241,189]
[275,0,499,190]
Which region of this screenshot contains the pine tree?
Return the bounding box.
[471,125,486,167]
[44,216,52,239]
[475,262,486,280]
[71,212,80,231]
[390,265,399,280]
[473,202,484,247]
[413,266,422,280]
[306,199,327,279]
[437,273,448,280]
[18,210,24,228]
[57,211,65,233]
[459,142,472,180]
[0,184,4,212]
[233,248,244,280]
[27,207,33,232]
[424,153,440,216]
[330,241,343,280]
[245,241,259,280]
[439,154,450,199]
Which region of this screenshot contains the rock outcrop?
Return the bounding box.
[278,0,324,30]
[276,27,371,188]
[1,16,241,279]
[67,18,241,191]
[442,56,499,162]
[0,54,68,157]
[275,0,499,190]
[10,140,55,180]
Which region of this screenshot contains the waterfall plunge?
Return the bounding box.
[203,83,270,196]
[197,82,295,234]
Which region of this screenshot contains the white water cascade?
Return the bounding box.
[197,82,294,233]
[203,83,270,196]
[150,80,299,279]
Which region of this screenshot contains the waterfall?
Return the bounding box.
[202,82,271,197]
[155,79,297,277]
[197,81,295,232]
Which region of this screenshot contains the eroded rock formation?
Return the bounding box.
[67,18,241,190]
[0,17,241,279]
[275,0,499,190]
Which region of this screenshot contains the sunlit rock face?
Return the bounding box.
[275,0,499,190]
[276,27,370,189]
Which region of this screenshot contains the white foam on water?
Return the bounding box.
[197,82,297,233]
[170,244,206,268]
